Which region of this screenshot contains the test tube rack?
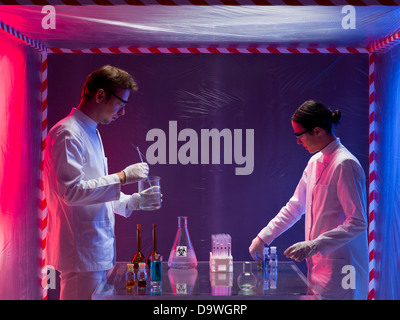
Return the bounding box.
[209,234,233,273]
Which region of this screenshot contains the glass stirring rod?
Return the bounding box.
[136,146,152,187]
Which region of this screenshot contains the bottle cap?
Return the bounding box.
[138,262,146,269]
[127,263,134,269]
[270,246,277,253]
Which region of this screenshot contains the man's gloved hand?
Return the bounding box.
[122,162,149,185]
[249,236,265,262]
[140,186,161,206]
[284,240,318,262]
[127,187,162,211]
[127,193,141,210]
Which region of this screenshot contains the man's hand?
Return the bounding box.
[122,162,149,185]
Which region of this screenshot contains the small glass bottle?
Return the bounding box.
[150,254,162,287]
[137,262,147,288]
[168,216,197,269]
[125,263,135,294]
[132,224,146,269]
[269,246,278,268]
[263,246,270,271]
[147,223,160,268]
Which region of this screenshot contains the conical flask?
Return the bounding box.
[168,216,197,269]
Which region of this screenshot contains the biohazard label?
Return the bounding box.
[176,246,187,257]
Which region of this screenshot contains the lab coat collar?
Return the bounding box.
[70,108,98,133]
[320,137,341,162]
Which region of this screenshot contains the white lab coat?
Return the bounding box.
[258,138,368,299]
[44,108,132,272]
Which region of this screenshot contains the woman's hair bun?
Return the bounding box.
[331,110,342,124]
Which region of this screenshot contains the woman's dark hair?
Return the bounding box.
[291,100,341,133]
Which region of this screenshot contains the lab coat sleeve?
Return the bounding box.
[258,169,307,245]
[114,192,133,218]
[51,129,121,206]
[312,159,367,256]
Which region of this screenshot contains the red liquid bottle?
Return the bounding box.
[132,224,146,269]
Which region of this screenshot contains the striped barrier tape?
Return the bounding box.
[40,52,49,300]
[48,47,369,54]
[367,52,376,300]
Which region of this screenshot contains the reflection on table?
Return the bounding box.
[92,261,320,300]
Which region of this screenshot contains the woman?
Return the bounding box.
[249,100,368,299]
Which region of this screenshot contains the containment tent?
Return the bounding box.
[0,3,399,300]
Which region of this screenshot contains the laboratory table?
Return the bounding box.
[92,261,320,300]
[92,261,319,300]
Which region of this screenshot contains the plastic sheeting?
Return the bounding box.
[0,6,400,49]
[0,32,42,299]
[374,45,400,300]
[47,53,369,283]
[1,4,399,300]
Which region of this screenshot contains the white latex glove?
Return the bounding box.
[122,162,149,185]
[249,236,265,262]
[127,193,141,211]
[126,187,162,211]
[284,240,318,262]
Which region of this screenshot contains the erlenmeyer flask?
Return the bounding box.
[168,216,197,269]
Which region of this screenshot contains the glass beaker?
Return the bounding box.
[138,176,161,210]
[237,261,257,291]
[168,216,197,269]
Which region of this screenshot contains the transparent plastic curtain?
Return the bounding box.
[47,53,368,279]
[374,45,400,300]
[0,33,42,299]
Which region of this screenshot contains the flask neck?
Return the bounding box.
[152,224,157,251]
[137,225,141,251]
[178,216,188,228]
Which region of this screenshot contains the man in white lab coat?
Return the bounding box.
[44,65,150,299]
[249,100,368,299]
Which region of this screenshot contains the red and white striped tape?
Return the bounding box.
[49,47,369,54]
[0,20,47,53]
[369,31,400,53]
[40,52,49,300]
[367,52,376,300]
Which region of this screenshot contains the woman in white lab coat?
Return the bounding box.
[249,100,368,299]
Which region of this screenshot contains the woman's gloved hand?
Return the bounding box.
[284,240,318,262]
[249,236,265,262]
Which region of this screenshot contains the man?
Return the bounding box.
[249,100,368,299]
[44,65,149,300]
